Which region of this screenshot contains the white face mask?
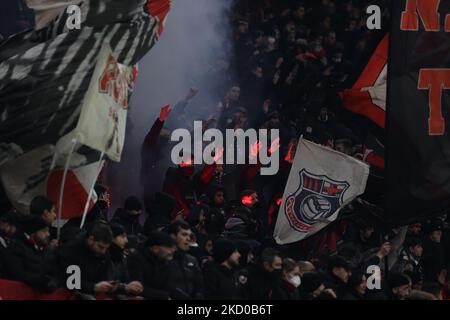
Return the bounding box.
[288,275,301,288]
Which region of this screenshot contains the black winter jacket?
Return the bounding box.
[203,261,239,299]
[167,250,204,299]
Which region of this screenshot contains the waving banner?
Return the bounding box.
[385,0,450,226]
[274,138,369,245]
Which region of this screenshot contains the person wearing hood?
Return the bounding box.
[142,192,176,234]
[203,238,241,299]
[203,184,227,236]
[237,247,282,300]
[111,196,144,236]
[272,258,301,300]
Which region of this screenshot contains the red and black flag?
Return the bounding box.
[385,0,450,226]
[339,34,388,130]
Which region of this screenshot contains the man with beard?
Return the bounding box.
[237,247,283,300]
[111,196,144,236]
[5,215,57,292]
[127,231,176,300]
[203,238,241,299]
[58,222,116,297]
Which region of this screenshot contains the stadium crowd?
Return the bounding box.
[0,0,449,300]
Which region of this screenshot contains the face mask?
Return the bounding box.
[270,268,282,280]
[288,275,301,288]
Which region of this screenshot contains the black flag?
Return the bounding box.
[386,0,450,226]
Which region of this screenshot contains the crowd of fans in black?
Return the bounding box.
[1,0,450,300]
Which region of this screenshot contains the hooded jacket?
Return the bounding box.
[111,208,143,236]
[5,233,57,292]
[203,261,239,299]
[167,250,204,299]
[127,246,172,299]
[57,236,113,294]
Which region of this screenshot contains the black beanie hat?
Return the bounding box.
[388,272,411,289]
[301,272,323,293]
[145,231,176,247]
[110,223,126,238]
[213,239,237,263]
[124,196,142,211]
[0,211,18,225]
[23,215,49,235]
[328,255,352,272]
[426,220,443,234]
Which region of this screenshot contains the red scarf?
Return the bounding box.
[25,233,44,252]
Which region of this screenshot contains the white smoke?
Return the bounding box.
[106,0,233,210]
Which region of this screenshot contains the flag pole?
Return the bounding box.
[80,151,105,229]
[56,138,78,241]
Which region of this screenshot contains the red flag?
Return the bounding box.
[339,35,389,128]
[147,0,172,36]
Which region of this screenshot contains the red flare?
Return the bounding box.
[285,142,295,162]
[241,195,253,206]
[268,137,281,154]
[276,197,282,206]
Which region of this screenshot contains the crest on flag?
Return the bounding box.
[285,170,349,233]
[274,138,369,245]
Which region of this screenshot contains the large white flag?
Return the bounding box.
[274,138,370,245]
[74,42,137,162]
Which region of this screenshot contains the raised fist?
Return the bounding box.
[301,195,331,221]
[159,104,171,122]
